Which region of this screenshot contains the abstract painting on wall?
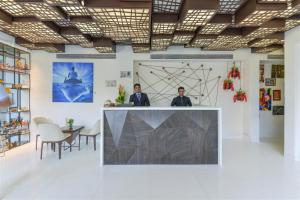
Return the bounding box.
[259,88,272,111]
[273,106,284,115]
[271,65,284,78]
[53,62,93,103]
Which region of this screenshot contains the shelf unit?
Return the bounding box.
[0,42,31,153]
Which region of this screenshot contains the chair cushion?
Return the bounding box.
[79,130,99,136]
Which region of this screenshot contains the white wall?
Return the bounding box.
[259,61,284,139]
[285,25,300,161]
[0,31,274,142]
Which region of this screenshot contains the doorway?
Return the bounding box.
[259,60,284,154]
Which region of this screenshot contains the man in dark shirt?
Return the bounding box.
[171,86,192,107]
[129,83,150,106]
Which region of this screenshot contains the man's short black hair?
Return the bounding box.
[134,83,141,88]
[178,86,185,92]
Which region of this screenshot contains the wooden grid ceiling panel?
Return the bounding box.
[251,44,283,53]
[132,44,150,53]
[0,0,30,16]
[285,14,300,30]
[219,0,247,14]
[153,0,182,13]
[4,20,68,44]
[15,1,66,20]
[2,0,300,53]
[45,0,81,6]
[171,31,194,44]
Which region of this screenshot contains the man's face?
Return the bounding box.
[178,89,184,97]
[134,85,141,93]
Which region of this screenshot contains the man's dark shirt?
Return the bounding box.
[129,93,150,106]
[171,96,192,107]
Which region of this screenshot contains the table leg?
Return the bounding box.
[79,135,81,151]
[58,142,62,159]
[93,136,96,151]
[40,142,44,160]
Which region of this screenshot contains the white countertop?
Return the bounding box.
[101,106,221,111]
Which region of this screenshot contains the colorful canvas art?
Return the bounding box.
[259,88,272,111]
[52,62,93,103]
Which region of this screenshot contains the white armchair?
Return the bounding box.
[39,123,71,160]
[33,117,53,150]
[79,120,100,151]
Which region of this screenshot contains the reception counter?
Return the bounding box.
[100,107,222,166]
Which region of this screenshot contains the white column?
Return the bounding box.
[234,49,266,142]
[284,25,300,161]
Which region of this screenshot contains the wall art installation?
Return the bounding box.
[134,62,221,106]
[260,88,272,111]
[52,62,93,103]
[271,65,284,78]
[273,90,281,101]
[223,61,247,103]
[265,78,276,86]
[273,106,284,115]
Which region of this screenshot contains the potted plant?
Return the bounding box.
[228,62,241,79]
[66,118,74,129]
[233,89,247,103]
[115,85,126,105]
[223,79,234,91]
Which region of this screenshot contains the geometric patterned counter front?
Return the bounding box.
[101,108,221,165]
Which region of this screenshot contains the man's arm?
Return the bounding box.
[145,94,150,106]
[187,97,192,106]
[129,94,134,103]
[171,97,176,106]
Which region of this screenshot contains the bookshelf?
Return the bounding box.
[0,42,31,154]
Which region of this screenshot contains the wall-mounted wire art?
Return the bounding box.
[134,62,222,106]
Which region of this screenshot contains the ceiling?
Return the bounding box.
[0,0,300,53]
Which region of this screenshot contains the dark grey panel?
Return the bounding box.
[150,54,233,60]
[56,54,116,59]
[104,110,219,165]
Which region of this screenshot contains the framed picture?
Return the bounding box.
[271,65,284,78]
[259,88,272,111]
[105,80,117,87]
[52,62,94,103]
[273,90,281,101]
[120,71,132,78]
[273,106,284,115]
[259,64,264,83]
[265,78,276,86]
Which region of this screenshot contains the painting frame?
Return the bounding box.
[271,65,284,78]
[273,90,281,101]
[265,78,276,86]
[273,106,284,115]
[52,62,94,103]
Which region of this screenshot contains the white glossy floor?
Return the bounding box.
[1,138,300,200]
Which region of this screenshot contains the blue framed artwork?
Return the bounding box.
[52,62,93,103]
